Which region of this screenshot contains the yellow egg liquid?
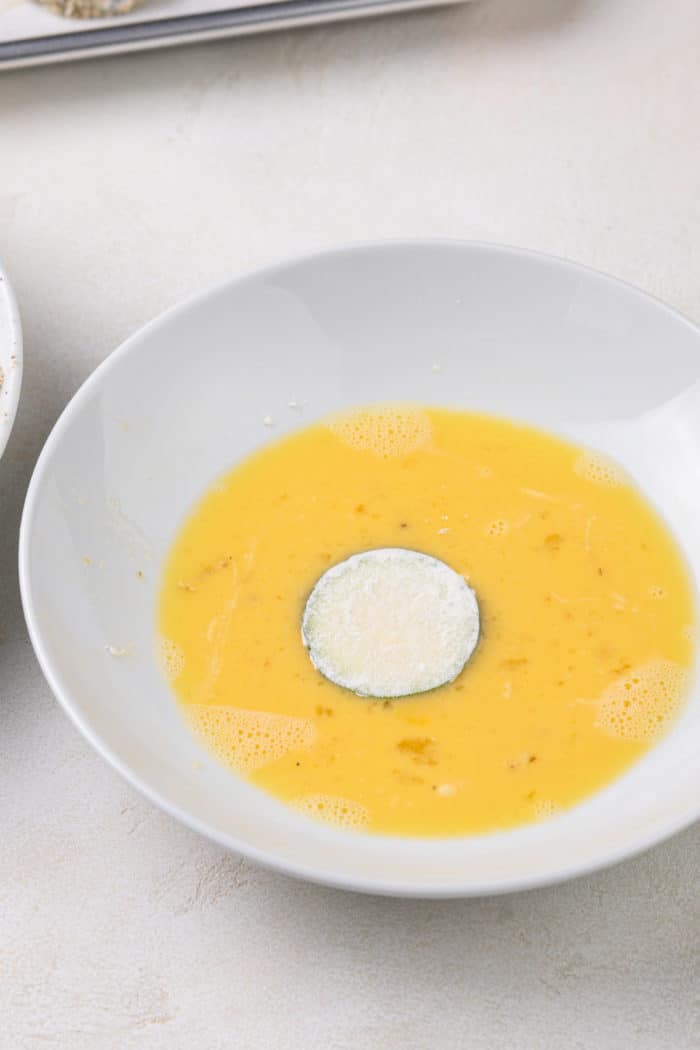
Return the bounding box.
[158,406,695,836]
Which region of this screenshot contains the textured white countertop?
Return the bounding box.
[1,1,699,1046]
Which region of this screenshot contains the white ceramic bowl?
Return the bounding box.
[19,242,700,897]
[0,262,22,462]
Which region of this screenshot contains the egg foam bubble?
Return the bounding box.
[294,793,369,830]
[326,405,432,458]
[189,706,316,772]
[575,450,626,488]
[156,636,185,681]
[593,660,690,741]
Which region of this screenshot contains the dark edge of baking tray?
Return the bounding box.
[0,0,458,68]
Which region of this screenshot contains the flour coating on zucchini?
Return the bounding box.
[302,548,479,698]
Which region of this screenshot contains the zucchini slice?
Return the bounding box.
[302,548,479,698]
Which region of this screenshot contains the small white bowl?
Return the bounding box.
[19,242,700,897]
[0,261,22,463]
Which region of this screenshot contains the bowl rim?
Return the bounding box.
[18,238,700,897]
[0,259,23,463]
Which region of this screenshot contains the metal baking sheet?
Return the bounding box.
[0,0,460,69]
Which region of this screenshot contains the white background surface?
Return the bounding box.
[1,1,699,1046]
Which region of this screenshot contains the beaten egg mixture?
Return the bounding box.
[158,407,694,836]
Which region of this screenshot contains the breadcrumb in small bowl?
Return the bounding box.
[0,261,22,465]
[34,0,141,16]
